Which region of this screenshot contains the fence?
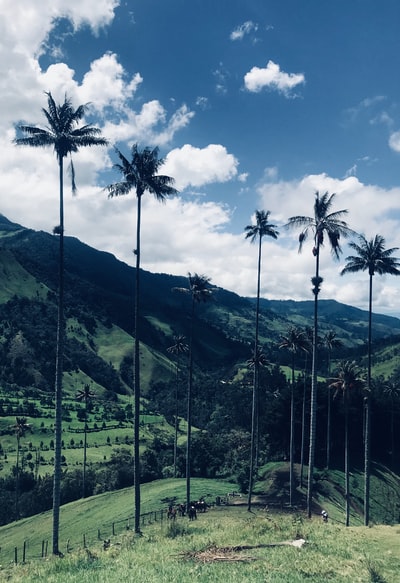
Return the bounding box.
[1,493,234,566]
[2,508,169,566]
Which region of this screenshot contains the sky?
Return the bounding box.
[2,0,400,316]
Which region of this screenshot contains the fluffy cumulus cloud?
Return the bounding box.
[162,144,239,190]
[244,60,305,96]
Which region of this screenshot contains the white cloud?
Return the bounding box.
[162,144,239,190]
[389,131,400,152]
[230,21,258,41]
[244,60,305,96]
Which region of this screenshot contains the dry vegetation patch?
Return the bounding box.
[178,538,306,563]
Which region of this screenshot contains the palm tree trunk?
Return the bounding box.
[186,297,195,511]
[290,354,295,506]
[133,193,142,535]
[364,274,373,526]
[345,390,350,527]
[173,358,180,478]
[82,404,87,498]
[52,156,65,555]
[307,247,320,518]
[300,354,308,488]
[326,351,332,469]
[15,435,20,520]
[248,235,262,511]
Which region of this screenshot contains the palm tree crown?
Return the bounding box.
[279,326,310,356]
[106,144,178,201]
[341,234,400,278]
[287,191,351,259]
[15,92,108,192]
[244,210,279,244]
[330,360,364,397]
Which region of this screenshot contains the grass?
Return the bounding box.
[1,504,399,582]
[0,478,236,564]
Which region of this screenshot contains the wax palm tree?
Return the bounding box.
[383,378,400,471]
[279,326,310,506]
[173,273,214,510]
[106,144,177,534]
[286,191,352,518]
[330,361,364,526]
[76,384,96,498]
[244,210,279,511]
[167,334,189,477]
[15,92,107,554]
[323,330,343,469]
[341,234,400,525]
[12,417,31,520]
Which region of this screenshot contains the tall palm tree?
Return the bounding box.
[323,330,343,469]
[330,361,364,526]
[279,326,310,506]
[173,273,214,510]
[12,417,31,520]
[167,334,189,477]
[287,191,352,518]
[15,92,107,554]
[76,384,96,498]
[341,234,400,525]
[106,144,177,534]
[244,210,279,511]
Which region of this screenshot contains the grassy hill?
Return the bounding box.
[1,473,400,582]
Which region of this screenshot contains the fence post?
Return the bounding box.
[83,534,86,548]
[14,547,17,565]
[112,523,115,536]
[98,528,101,540]
[67,539,70,553]
[23,541,26,563]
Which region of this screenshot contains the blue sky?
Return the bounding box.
[2,1,400,316]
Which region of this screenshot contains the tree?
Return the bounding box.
[341,234,400,525]
[12,417,31,520]
[173,273,214,511]
[279,326,309,506]
[15,92,107,554]
[76,384,96,498]
[286,191,352,518]
[330,361,364,526]
[244,210,279,511]
[167,335,188,477]
[106,144,177,534]
[323,330,343,469]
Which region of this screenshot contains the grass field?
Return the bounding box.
[1,497,399,582]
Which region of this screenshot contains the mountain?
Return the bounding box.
[1,213,400,397]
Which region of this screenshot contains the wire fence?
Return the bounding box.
[2,507,169,565]
[1,494,234,566]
